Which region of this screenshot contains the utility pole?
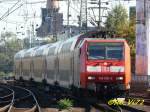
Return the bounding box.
[80,0,88,33]
[85,0,88,32]
[98,0,101,30]
[67,0,70,38]
[89,0,109,30]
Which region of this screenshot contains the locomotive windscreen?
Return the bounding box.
[87,43,123,60]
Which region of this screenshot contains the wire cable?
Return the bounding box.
[0,0,21,21]
[0,3,24,21]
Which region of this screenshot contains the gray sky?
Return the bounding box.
[0,0,136,37]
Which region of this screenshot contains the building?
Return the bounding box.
[36,0,63,37]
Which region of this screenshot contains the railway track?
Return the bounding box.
[0,83,41,112]
[0,85,14,112]
[92,99,150,112]
[3,80,150,112]
[128,93,150,106]
[92,103,122,112]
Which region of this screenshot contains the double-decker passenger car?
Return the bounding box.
[14,31,131,96]
[14,49,27,80]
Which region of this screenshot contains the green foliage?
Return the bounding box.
[0,72,6,76]
[105,4,128,37]
[58,98,73,110]
[0,53,10,71]
[0,32,22,72]
[126,16,136,58]
[1,32,16,40]
[105,4,136,58]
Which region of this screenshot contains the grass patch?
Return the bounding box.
[58,98,73,110]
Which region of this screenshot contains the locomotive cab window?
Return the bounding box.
[106,46,123,59]
[87,43,124,60]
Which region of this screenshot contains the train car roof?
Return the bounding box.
[57,34,82,53]
[46,41,62,56]
[63,34,81,43]
[23,47,39,58]
[14,49,27,59]
[34,44,51,56]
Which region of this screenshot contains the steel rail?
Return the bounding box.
[29,90,41,112]
[0,84,41,112]
[93,103,123,112]
[0,85,14,112]
[8,85,41,112]
[0,85,14,99]
[0,93,31,104]
[0,93,14,99]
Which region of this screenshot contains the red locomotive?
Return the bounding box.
[14,31,131,97]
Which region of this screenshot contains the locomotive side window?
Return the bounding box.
[88,43,123,60]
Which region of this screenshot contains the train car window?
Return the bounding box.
[35,49,44,57]
[61,42,73,53]
[88,43,123,60]
[24,52,31,58]
[48,47,56,55]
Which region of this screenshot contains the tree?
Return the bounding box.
[105,4,136,72]
[105,4,129,37]
[0,32,22,73]
[105,4,136,56]
[127,14,136,57]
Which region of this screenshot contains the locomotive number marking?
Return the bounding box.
[101,66,110,72]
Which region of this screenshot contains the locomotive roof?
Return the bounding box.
[83,38,126,41]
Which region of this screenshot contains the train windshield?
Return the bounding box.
[88,43,123,60]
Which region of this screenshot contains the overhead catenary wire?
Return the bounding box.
[0,3,24,21]
[0,0,21,21]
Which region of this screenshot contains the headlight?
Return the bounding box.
[110,66,124,72]
[88,76,96,80]
[116,77,123,80]
[87,66,101,72]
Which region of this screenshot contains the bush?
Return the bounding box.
[7,72,14,77]
[0,71,6,77]
[58,98,73,110]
